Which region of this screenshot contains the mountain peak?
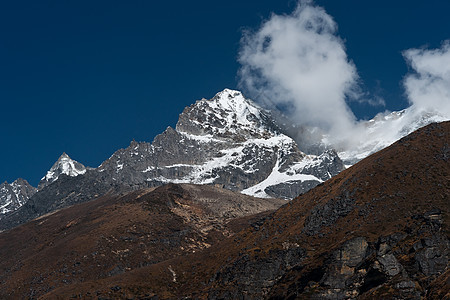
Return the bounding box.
[38,153,87,190]
[93,89,344,201]
[211,89,245,101]
[176,89,278,140]
[60,152,69,159]
[0,178,37,215]
[211,88,257,111]
[209,88,263,126]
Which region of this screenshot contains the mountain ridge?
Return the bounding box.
[96,88,343,198]
[0,89,344,229]
[1,89,447,228]
[41,121,449,299]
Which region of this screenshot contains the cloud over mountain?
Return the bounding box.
[403,41,450,116]
[238,0,450,157]
[238,0,359,137]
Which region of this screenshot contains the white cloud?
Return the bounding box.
[403,41,450,116]
[238,0,359,137]
[238,1,450,162]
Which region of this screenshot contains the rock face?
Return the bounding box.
[0,89,344,230]
[40,121,449,299]
[2,89,448,229]
[0,179,37,215]
[97,89,344,199]
[38,152,87,190]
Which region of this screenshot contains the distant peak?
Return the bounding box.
[38,153,87,190]
[212,89,247,105]
[175,88,280,140]
[214,88,243,98]
[208,89,261,114]
[59,152,70,159]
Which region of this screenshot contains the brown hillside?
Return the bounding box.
[43,121,449,299]
[0,184,284,299]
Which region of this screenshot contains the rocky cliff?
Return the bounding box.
[0,89,344,230]
[97,89,344,199]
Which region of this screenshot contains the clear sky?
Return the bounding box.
[1,0,449,186]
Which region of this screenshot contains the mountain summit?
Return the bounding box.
[0,89,344,230]
[176,89,279,139]
[38,153,87,190]
[98,89,344,199]
[4,89,446,229]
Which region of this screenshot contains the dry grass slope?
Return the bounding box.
[0,184,284,299]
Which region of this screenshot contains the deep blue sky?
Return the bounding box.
[1,0,449,186]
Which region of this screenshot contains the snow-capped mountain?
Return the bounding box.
[0,89,345,230]
[1,89,447,231]
[0,179,37,215]
[97,89,344,199]
[38,153,87,190]
[0,153,88,216]
[336,106,449,164]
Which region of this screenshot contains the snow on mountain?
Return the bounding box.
[176,89,276,138]
[0,154,87,217]
[0,179,37,215]
[98,89,345,199]
[5,88,443,207]
[336,106,449,164]
[3,89,447,230]
[38,153,87,190]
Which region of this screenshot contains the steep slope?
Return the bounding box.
[45,121,449,299]
[0,179,36,215]
[97,89,344,199]
[0,184,284,299]
[38,152,87,190]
